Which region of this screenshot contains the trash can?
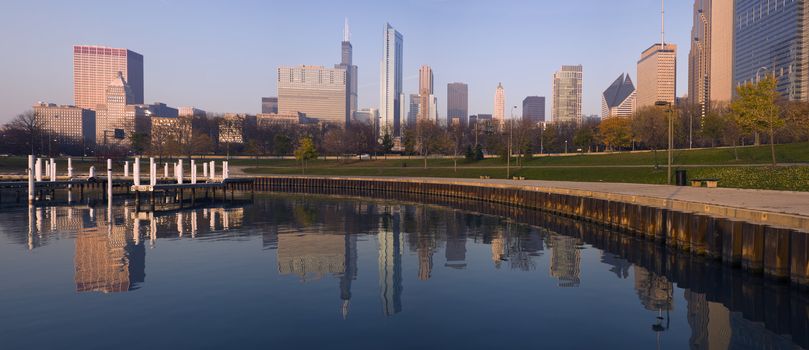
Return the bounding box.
[675,170,687,186]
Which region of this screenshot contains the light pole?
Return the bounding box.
[539,122,545,155]
[755,66,769,83]
[507,106,516,179]
[565,140,568,154]
[655,100,674,184]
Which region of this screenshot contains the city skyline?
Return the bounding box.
[0,0,693,123]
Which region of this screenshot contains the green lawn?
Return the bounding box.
[3,143,808,191]
[243,164,809,192]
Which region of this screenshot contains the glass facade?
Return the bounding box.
[733,0,809,100]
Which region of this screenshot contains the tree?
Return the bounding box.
[699,107,726,147]
[381,133,394,157]
[474,144,485,161]
[294,136,318,174]
[631,107,667,168]
[6,110,42,155]
[413,120,445,169]
[447,123,466,172]
[730,75,783,166]
[322,127,347,161]
[599,117,632,151]
[273,133,292,156]
[129,132,150,155]
[781,101,809,143]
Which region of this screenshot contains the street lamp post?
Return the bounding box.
[507,106,516,179]
[656,100,674,184]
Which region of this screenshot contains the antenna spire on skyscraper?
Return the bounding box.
[661,0,665,48]
[344,18,350,42]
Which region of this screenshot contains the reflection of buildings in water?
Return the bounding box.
[444,212,468,269]
[378,206,403,316]
[507,228,542,271]
[685,290,731,350]
[633,266,673,311]
[277,233,346,280]
[339,234,358,319]
[444,235,467,269]
[491,229,505,268]
[276,230,358,318]
[74,217,145,293]
[600,252,631,279]
[548,234,581,287]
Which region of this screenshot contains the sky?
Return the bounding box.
[0,0,692,123]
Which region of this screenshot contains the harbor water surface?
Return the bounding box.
[0,194,805,349]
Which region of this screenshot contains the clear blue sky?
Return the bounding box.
[0,0,692,123]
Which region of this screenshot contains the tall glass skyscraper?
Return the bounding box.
[447,82,469,126]
[380,23,404,137]
[336,19,358,125]
[733,0,809,101]
[522,96,546,124]
[552,65,583,124]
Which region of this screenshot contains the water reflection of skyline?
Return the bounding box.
[4,195,807,349]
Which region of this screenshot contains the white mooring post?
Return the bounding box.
[27,155,34,204]
[164,163,169,179]
[210,161,216,181]
[191,160,197,184]
[35,158,42,182]
[44,160,49,179]
[203,162,208,179]
[134,157,140,186]
[49,158,55,181]
[150,157,156,186]
[107,159,113,201]
[223,161,229,180]
[89,166,95,179]
[177,159,183,184]
[67,158,73,179]
[124,161,129,178]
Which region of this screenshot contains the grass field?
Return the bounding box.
[3,143,808,191]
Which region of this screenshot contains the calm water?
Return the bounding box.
[0,194,806,350]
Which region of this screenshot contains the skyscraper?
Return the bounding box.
[407,94,420,126]
[95,72,148,147]
[601,73,636,118]
[447,82,468,126]
[380,23,404,137]
[637,43,677,108]
[261,97,278,114]
[733,0,809,101]
[688,0,733,116]
[73,45,143,110]
[493,83,505,124]
[277,65,347,124]
[522,96,545,124]
[336,19,358,124]
[33,103,96,149]
[552,65,583,124]
[418,65,435,122]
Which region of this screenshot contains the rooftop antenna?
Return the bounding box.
[344,18,350,42]
[661,0,665,49]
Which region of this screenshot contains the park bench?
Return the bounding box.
[691,178,720,188]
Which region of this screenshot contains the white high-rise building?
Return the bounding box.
[493,83,505,125]
[379,23,404,137]
[637,43,677,108]
[601,73,636,119]
[552,65,583,124]
[277,65,347,124]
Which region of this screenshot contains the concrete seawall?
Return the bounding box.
[249,176,809,289]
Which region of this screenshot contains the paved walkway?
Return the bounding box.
[255,175,809,231]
